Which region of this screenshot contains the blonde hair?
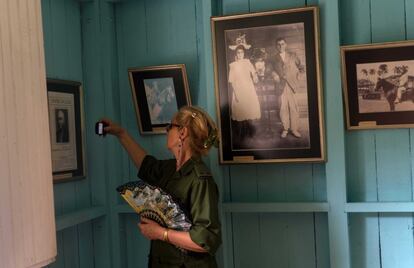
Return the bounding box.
[173,106,219,157]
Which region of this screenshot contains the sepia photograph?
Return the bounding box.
[356,61,414,113]
[212,6,325,163]
[47,79,86,182]
[55,108,70,143]
[128,64,191,134]
[225,23,310,151]
[341,40,414,129]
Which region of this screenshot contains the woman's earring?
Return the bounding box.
[176,138,183,169]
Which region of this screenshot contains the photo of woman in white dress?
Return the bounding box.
[228,34,261,148]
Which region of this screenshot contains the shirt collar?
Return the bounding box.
[176,157,200,177]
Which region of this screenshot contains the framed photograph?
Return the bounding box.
[211,6,325,164]
[47,79,86,182]
[128,64,192,134]
[341,40,414,129]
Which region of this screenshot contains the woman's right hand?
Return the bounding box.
[100,118,125,137]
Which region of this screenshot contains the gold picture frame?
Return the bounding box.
[128,64,192,134]
[211,6,325,164]
[341,40,414,130]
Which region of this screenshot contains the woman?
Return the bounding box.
[102,106,221,268]
[228,42,261,144]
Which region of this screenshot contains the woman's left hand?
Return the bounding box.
[138,217,164,241]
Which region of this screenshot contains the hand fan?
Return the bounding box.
[116,180,192,231]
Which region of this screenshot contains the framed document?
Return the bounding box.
[47,79,86,182]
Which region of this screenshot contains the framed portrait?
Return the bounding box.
[341,40,414,129]
[211,6,325,164]
[47,79,86,182]
[128,64,192,134]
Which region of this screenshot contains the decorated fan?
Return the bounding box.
[116,180,192,231]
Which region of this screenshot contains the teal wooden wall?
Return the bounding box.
[42,0,112,267]
[114,3,331,268]
[40,0,414,267]
[341,0,414,267]
[42,1,95,267]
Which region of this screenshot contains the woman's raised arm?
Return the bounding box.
[100,118,147,169]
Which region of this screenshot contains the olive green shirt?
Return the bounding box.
[138,155,222,268]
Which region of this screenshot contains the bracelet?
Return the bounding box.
[162,229,169,242]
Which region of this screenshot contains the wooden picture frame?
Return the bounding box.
[128,64,192,134]
[47,79,86,182]
[211,6,325,164]
[341,40,414,129]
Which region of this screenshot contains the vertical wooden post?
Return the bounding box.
[318,0,351,267]
[81,0,122,267]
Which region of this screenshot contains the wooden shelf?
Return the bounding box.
[56,206,106,231]
[115,203,330,214]
[115,204,135,214]
[222,202,329,213]
[345,202,414,213]
[115,202,414,214]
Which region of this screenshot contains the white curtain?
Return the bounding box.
[0,0,56,267]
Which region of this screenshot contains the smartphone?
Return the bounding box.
[95,121,107,136]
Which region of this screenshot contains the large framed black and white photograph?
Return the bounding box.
[211,6,325,164]
[47,79,86,182]
[341,41,414,129]
[128,64,191,134]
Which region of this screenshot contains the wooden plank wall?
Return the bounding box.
[221,2,332,268]
[80,1,119,267]
[39,0,414,267]
[42,1,92,267]
[341,0,414,268]
[41,0,112,267]
[115,1,202,267]
[115,0,330,267]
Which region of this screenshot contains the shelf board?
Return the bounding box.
[56,206,106,231]
[115,202,414,214]
[346,202,414,213]
[115,204,135,214]
[222,202,329,213]
[115,202,330,214]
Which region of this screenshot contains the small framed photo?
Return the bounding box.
[128,64,192,134]
[211,6,325,164]
[47,79,86,182]
[341,40,414,129]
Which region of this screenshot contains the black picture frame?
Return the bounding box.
[341,40,414,130]
[211,6,325,164]
[128,64,192,134]
[47,79,86,182]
